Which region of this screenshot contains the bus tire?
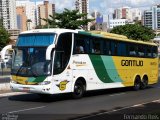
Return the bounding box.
[140,76,148,89]
[133,76,141,91]
[72,80,85,99]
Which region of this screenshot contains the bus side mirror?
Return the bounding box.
[1,45,12,60]
[46,44,55,60]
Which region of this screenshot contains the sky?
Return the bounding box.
[28,0,160,21]
[29,0,160,14]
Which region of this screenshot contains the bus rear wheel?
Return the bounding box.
[140,76,148,89]
[133,76,141,91]
[72,80,85,99]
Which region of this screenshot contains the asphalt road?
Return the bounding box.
[0,81,160,120]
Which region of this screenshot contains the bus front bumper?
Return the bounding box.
[10,82,52,94]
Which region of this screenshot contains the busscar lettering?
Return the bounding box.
[121,60,143,66]
[73,60,86,65]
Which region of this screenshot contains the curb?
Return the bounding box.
[0,83,10,91]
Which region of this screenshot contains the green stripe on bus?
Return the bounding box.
[26,76,46,83]
[89,55,113,83]
[78,31,91,35]
[33,76,46,82]
[27,77,36,82]
[101,56,122,82]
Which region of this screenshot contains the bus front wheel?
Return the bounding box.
[72,80,85,99]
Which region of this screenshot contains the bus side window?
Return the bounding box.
[117,42,127,56]
[138,45,145,57]
[91,38,101,54]
[152,46,158,58]
[128,44,137,56]
[103,40,110,55]
[146,47,152,58]
[111,41,117,56]
[74,34,88,54]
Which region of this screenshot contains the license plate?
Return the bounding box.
[23,87,30,92]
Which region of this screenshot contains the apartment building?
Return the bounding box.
[75,0,89,30]
[0,0,17,29]
[16,6,27,32]
[144,4,160,30]
[38,1,55,26]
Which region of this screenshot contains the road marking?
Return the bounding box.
[8,106,46,113]
[132,104,144,107]
[109,93,125,97]
[75,99,160,120]
[152,99,160,103]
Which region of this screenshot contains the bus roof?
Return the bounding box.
[20,28,83,35]
[79,31,157,46]
[20,29,156,46]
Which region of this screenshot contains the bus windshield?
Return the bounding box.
[11,33,55,77]
[11,47,51,77]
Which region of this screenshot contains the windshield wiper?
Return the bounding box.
[15,64,24,76]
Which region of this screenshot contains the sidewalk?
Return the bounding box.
[0,68,10,75]
[0,68,11,92]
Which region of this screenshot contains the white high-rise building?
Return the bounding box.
[113,7,132,20]
[38,1,55,26]
[113,7,142,22]
[144,4,160,30]
[75,0,89,30]
[16,0,43,30]
[0,0,17,29]
[75,0,89,16]
[131,8,142,21]
[109,19,129,29]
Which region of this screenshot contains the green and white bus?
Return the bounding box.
[10,29,159,98]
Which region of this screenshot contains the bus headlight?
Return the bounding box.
[38,81,51,85]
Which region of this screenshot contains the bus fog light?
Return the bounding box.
[38,81,51,85]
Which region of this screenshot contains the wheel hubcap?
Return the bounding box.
[75,85,82,95]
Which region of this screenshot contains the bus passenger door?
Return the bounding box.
[52,33,73,93]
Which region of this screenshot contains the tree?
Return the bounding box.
[110,24,155,41]
[41,8,94,30]
[0,27,10,50]
[0,19,3,27]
